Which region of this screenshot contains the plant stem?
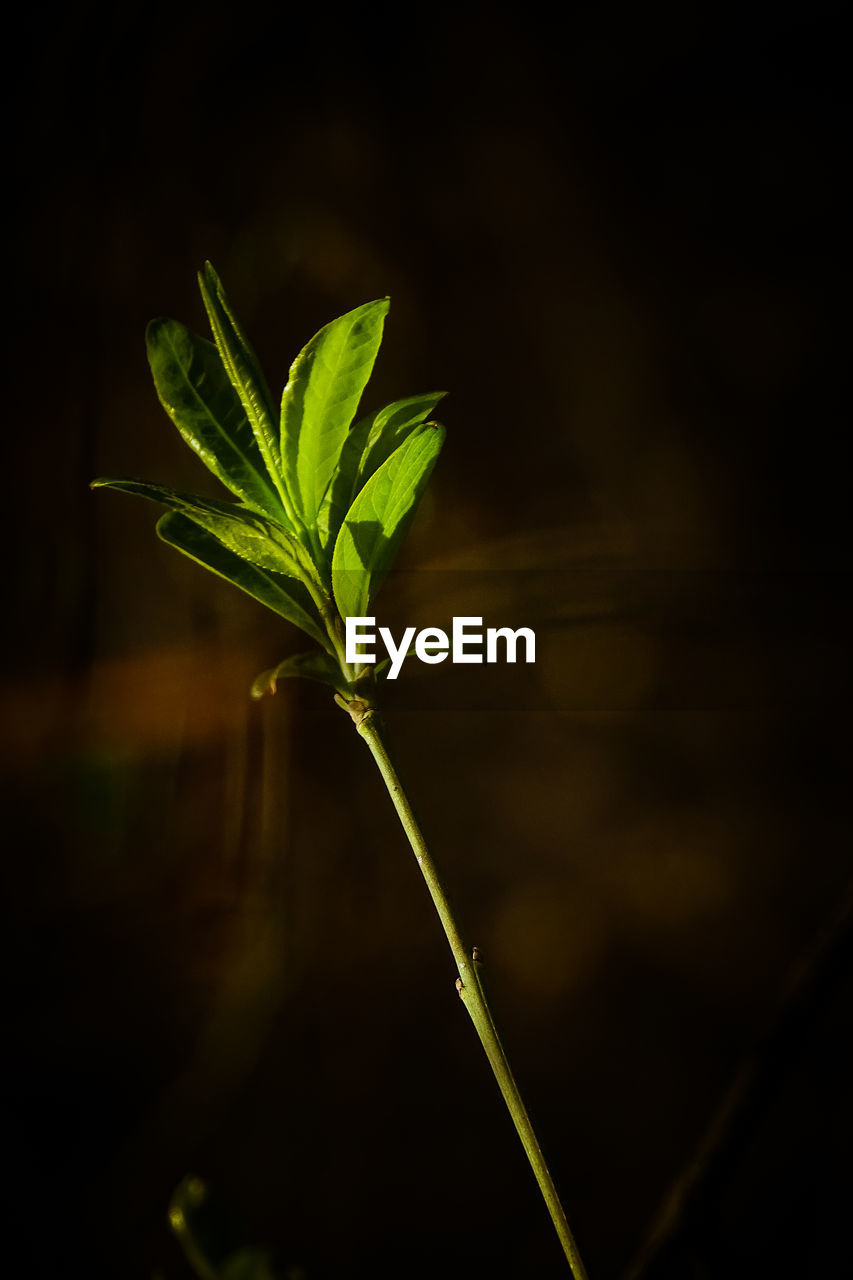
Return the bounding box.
[354,706,589,1279]
[308,585,355,684]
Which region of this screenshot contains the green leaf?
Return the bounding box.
[91,478,319,587]
[250,650,350,700]
[157,513,331,651]
[317,391,446,552]
[146,317,289,524]
[281,298,389,530]
[197,263,292,522]
[331,422,445,621]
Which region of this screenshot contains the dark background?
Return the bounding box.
[4,3,850,1277]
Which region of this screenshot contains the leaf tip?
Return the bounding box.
[199,260,223,292]
[145,315,176,359]
[197,261,217,298]
[250,668,277,700]
[363,296,391,316]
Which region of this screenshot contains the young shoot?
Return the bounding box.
[93,265,589,1278]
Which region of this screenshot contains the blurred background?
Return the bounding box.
[3,2,850,1277]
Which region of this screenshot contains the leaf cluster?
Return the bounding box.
[93,265,445,699]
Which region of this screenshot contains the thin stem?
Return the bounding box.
[325,617,354,685]
[304,584,355,684]
[354,706,589,1279]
